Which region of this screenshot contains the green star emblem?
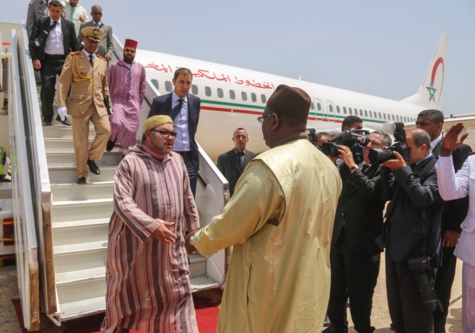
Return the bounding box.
[426,84,437,102]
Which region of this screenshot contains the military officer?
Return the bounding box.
[56,27,111,184]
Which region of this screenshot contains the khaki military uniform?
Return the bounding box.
[57,50,111,178]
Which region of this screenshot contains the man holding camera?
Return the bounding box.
[380,128,443,333]
[324,131,392,333]
[416,109,472,333]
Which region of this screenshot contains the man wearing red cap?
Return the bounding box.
[107,39,146,155]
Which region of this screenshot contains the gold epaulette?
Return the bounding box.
[96,54,107,62]
[69,51,81,56]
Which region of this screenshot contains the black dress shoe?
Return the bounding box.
[87,159,101,175]
[77,177,86,184]
[106,139,115,152]
[56,115,71,126]
[42,121,52,126]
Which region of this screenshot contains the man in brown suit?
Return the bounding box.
[57,26,111,184]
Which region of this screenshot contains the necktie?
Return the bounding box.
[238,152,244,171]
[170,99,184,119]
[361,164,369,173]
[49,21,58,32]
[89,54,94,67]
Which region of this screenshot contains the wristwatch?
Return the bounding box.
[190,235,195,244]
[350,164,359,171]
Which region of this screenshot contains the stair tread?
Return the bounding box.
[52,218,110,229]
[59,296,106,320]
[56,267,106,285]
[54,240,108,254]
[52,197,113,206]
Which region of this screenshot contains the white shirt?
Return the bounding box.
[171,92,190,152]
[44,17,64,55]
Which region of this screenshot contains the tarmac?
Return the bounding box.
[0,255,464,332]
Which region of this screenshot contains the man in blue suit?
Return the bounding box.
[146,68,200,195]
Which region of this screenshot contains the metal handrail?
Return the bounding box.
[8,26,40,332]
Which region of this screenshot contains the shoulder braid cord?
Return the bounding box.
[71,54,93,93]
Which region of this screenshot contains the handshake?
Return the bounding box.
[185,230,198,254]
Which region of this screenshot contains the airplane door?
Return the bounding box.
[312,98,323,120]
[326,100,336,120]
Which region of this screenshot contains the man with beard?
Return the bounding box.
[101,115,200,333]
[61,0,89,37]
[107,39,146,155]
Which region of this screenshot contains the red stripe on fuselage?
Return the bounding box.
[201,105,343,123]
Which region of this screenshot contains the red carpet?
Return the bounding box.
[12,289,222,332]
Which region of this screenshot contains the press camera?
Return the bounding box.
[321,129,369,164]
[368,122,410,164]
[407,256,443,312]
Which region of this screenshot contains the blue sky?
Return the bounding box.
[2,0,474,115]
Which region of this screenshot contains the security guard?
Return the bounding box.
[56,26,111,184]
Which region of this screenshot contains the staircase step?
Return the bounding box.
[46,152,122,168]
[56,277,106,311]
[42,125,96,139]
[54,240,108,255]
[51,199,113,223]
[51,183,114,202]
[59,296,105,321]
[52,223,108,247]
[54,248,107,274]
[49,166,117,184]
[56,266,106,285]
[189,253,207,279]
[44,138,75,151]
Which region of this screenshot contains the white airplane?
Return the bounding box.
[134,33,463,160]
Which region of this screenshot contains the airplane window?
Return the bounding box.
[261,94,266,103]
[369,110,372,117]
[310,102,314,110]
[205,86,212,97]
[392,114,395,121]
[378,112,382,119]
[343,107,347,114]
[251,93,257,102]
[336,106,340,113]
[229,90,236,100]
[365,110,368,117]
[192,84,198,95]
[359,109,363,116]
[241,91,248,101]
[349,108,352,115]
[217,88,224,98]
[165,81,173,92]
[329,105,333,112]
[317,103,322,111]
[151,79,159,90]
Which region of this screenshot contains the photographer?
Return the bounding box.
[380,128,443,333]
[324,131,391,333]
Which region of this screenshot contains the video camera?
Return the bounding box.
[306,128,318,146]
[407,256,443,312]
[321,129,369,164]
[368,122,410,164]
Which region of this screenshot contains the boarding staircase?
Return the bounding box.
[3,21,228,331]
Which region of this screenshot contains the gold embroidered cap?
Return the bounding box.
[81,27,103,42]
[143,115,173,133]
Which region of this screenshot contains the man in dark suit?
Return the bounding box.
[29,0,79,126]
[78,5,113,61]
[146,67,200,195]
[217,128,256,197]
[416,109,472,333]
[324,131,392,333]
[380,128,444,333]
